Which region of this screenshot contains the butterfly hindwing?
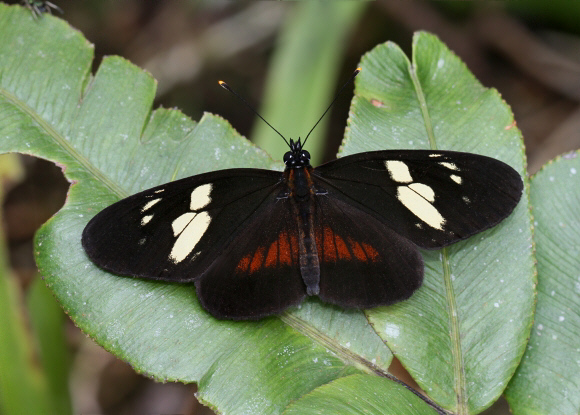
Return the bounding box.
[313,194,424,309]
[82,168,284,282]
[314,150,523,249]
[195,196,306,319]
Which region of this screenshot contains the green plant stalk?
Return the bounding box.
[251,1,366,166]
[0,175,55,414]
[27,278,72,415]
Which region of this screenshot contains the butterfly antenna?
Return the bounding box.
[302,67,361,147]
[218,80,291,147]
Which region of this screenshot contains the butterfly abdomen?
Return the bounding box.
[286,166,322,296]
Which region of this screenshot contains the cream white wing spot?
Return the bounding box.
[154,189,165,194]
[439,161,459,171]
[190,184,212,210]
[450,174,462,184]
[429,154,442,158]
[397,186,445,230]
[462,196,471,204]
[408,183,435,202]
[141,215,153,226]
[170,212,211,263]
[142,198,161,212]
[172,212,197,236]
[385,160,412,183]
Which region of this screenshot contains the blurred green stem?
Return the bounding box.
[0,155,70,415]
[251,1,367,166]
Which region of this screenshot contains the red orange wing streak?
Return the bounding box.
[280,232,299,266]
[348,238,380,262]
[322,227,336,261]
[278,232,292,266]
[249,247,265,274]
[361,242,379,261]
[264,241,278,268]
[333,234,351,260]
[263,231,299,268]
[236,256,251,273]
[236,232,299,275]
[317,226,380,263]
[319,226,351,261]
[350,239,367,261]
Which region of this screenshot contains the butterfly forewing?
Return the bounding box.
[314,150,523,249]
[82,169,283,282]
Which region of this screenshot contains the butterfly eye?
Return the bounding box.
[283,151,293,164]
[301,150,310,160]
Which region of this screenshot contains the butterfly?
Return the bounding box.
[81,69,523,320]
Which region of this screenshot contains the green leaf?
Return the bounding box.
[344,33,535,414]
[0,5,392,415]
[283,374,439,415]
[504,151,580,415]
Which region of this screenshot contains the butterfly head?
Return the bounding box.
[284,138,311,168]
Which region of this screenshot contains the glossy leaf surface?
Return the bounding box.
[505,151,580,415]
[345,33,535,414]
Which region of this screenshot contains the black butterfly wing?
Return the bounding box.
[83,149,523,319]
[312,194,424,309]
[82,168,286,283]
[314,150,523,249]
[194,196,306,320]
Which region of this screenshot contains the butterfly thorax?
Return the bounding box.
[282,138,316,201]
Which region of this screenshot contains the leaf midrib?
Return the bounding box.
[409,59,467,413]
[281,313,378,374]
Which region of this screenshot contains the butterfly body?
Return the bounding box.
[280,139,323,296]
[82,137,523,319]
